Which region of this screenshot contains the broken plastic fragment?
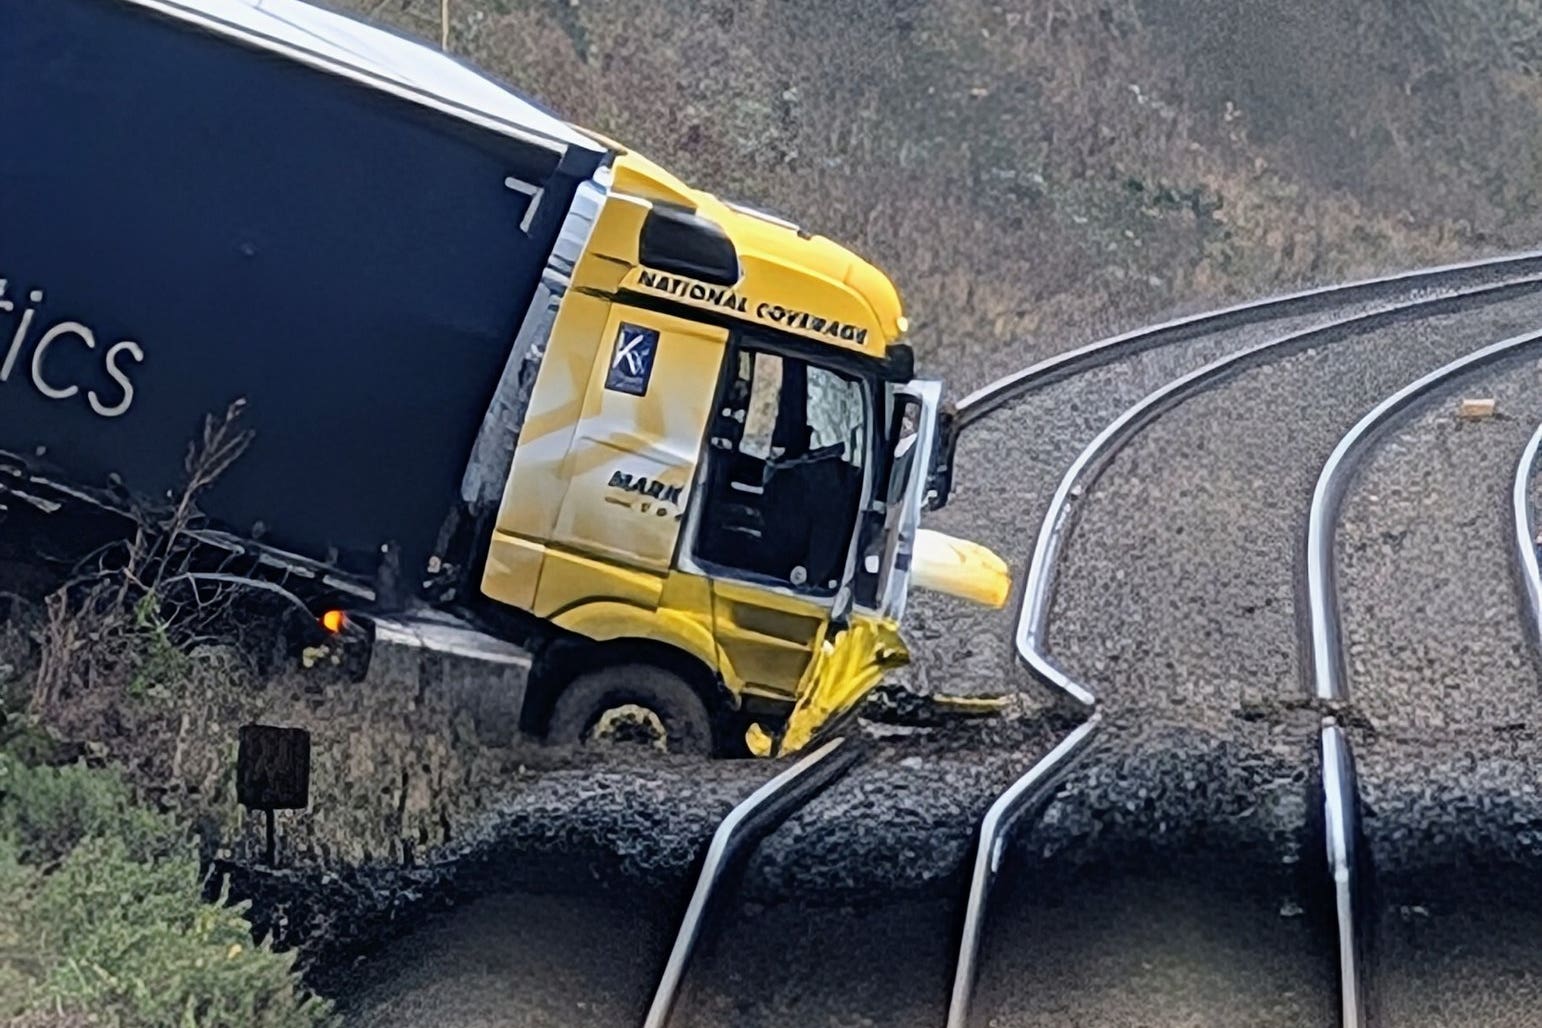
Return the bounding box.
[910,529,1011,609]
[744,722,773,757]
[933,693,1010,716]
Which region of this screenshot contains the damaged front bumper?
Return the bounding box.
[747,617,911,757]
[746,531,1012,758]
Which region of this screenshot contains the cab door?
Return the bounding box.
[875,380,940,620]
[484,300,726,619]
[682,337,873,699]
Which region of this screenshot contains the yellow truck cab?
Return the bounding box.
[476,150,1010,755]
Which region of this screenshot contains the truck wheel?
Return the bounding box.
[546,664,714,756]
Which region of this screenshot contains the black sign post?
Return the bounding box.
[236,724,311,867]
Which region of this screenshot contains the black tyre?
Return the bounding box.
[545,663,714,756]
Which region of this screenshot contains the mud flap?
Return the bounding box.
[750,619,910,757]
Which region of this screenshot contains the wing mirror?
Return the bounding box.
[926,406,957,511]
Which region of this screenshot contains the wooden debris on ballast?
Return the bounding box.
[1458,397,1497,420]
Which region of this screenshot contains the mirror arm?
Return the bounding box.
[926,405,958,511]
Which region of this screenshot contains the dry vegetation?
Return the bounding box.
[21,404,269,804]
[0,405,332,1024]
[0,404,540,875]
[344,0,1542,387]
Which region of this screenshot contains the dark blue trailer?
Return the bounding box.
[0,0,608,594]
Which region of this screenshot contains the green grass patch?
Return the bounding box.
[0,735,329,1027]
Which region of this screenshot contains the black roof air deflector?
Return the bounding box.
[640,204,741,286]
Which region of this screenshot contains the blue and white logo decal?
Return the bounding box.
[605,323,660,397]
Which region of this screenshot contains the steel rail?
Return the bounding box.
[1305,326,1542,701]
[1016,276,1542,707]
[643,735,862,1028]
[1305,333,1542,1027]
[1513,421,1542,654]
[955,249,1542,427]
[1321,720,1368,1028]
[945,714,1102,1028]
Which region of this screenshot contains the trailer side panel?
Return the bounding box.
[0,0,604,588]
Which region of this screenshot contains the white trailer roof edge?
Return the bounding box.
[118,0,607,160]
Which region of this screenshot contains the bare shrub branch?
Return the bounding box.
[33,402,255,719]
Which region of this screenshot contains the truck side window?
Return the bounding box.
[696,344,869,595]
[739,352,784,460]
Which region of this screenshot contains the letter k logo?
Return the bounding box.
[605,323,660,396]
[614,328,648,375]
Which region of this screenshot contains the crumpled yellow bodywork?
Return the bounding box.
[741,530,1011,755]
[746,616,912,757]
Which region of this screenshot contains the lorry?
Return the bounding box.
[0,0,1010,757]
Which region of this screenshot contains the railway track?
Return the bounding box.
[337,251,1542,1028]
[911,249,1542,703]
[645,737,861,1028]
[950,263,1542,1025]
[1312,333,1542,1026]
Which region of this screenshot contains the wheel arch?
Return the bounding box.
[523,601,741,736]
